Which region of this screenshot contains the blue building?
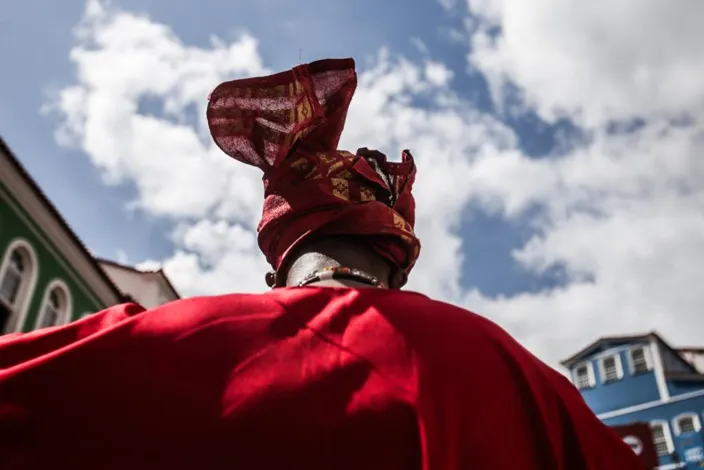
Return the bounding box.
[561,332,704,469]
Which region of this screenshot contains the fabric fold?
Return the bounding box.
[207,58,421,275]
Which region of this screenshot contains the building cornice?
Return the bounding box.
[0,136,122,307]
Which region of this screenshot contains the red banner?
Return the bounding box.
[611,423,659,468]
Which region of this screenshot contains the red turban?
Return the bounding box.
[207,58,421,275]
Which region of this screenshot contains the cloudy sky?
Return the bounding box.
[2,0,703,367]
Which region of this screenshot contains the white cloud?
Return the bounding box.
[156,220,271,295]
[51,0,268,219]
[49,0,704,369]
[465,0,704,126]
[424,61,454,87]
[451,0,704,361]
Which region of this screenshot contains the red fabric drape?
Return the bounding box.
[207,59,420,274]
[0,289,645,469]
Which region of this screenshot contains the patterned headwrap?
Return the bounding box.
[207,58,421,276]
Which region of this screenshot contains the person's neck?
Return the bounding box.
[284,238,392,289]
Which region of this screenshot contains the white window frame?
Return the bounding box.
[650,420,675,456]
[672,412,702,436]
[598,353,624,383]
[34,279,72,330]
[572,361,596,389]
[0,238,39,333]
[627,345,653,374]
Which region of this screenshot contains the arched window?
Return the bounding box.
[35,280,72,329]
[673,412,702,436]
[1,251,26,304]
[0,239,39,333]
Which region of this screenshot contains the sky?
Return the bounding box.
[2,0,703,368]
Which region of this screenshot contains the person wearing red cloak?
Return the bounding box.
[0,58,643,469]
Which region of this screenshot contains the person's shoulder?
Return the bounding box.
[140,292,287,329]
[375,290,507,343]
[161,292,284,312]
[376,291,554,377]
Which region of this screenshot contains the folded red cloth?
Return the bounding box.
[207,58,421,275]
[0,290,645,469]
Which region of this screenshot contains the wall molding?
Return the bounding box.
[598,389,704,420]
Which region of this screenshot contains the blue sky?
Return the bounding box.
[2,0,702,365]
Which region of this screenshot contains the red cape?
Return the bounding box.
[0,288,643,469]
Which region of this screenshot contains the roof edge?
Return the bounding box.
[0,135,125,304]
[97,257,180,300]
[560,332,656,367]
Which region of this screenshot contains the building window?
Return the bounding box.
[35,280,72,330]
[627,346,653,374]
[673,413,702,436]
[0,251,25,304]
[0,239,39,333]
[650,420,674,456]
[599,354,624,383]
[573,361,595,389]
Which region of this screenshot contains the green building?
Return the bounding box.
[0,136,179,334]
